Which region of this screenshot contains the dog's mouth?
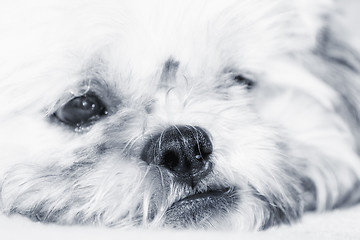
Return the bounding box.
[165,187,238,227]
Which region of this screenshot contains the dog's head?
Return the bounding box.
[0,0,358,230]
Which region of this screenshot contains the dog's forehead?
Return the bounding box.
[65,0,300,89]
[2,0,299,71]
[0,0,319,110]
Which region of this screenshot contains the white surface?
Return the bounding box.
[1,204,360,240]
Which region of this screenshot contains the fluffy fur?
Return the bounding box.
[0,0,360,230]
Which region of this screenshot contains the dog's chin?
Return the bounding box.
[165,187,238,227]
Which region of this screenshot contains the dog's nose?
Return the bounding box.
[141,126,213,185]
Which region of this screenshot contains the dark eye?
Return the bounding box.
[234,75,255,89]
[54,94,107,127]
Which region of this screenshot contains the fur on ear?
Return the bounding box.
[307,26,360,150]
[293,11,360,210]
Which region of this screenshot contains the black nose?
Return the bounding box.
[141,125,213,186]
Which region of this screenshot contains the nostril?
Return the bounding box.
[162,150,180,171]
[194,144,212,162]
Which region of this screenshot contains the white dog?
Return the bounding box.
[0,0,360,231]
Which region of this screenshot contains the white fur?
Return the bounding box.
[0,0,360,230]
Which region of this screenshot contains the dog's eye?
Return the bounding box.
[54,94,107,127]
[234,75,255,89]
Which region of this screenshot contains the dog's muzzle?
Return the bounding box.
[141,125,213,186]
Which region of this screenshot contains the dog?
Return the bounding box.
[0,0,360,231]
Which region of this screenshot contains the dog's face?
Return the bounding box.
[1,0,359,230]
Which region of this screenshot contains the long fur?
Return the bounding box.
[0,0,360,230]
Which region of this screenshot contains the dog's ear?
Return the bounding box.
[304,25,360,151]
[291,0,360,152]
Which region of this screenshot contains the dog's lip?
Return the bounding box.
[179,187,232,202]
[165,187,238,227]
